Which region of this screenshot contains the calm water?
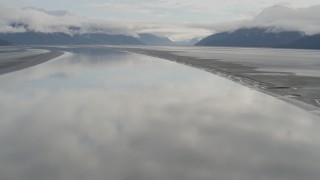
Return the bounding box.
[0,47,320,180]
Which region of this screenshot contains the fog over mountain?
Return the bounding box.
[195,5,320,49]
[249,5,320,35]
[0,5,135,36]
[0,4,320,41]
[191,5,320,37]
[0,5,209,41]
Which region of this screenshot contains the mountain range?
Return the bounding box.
[1,28,320,49]
[0,39,11,46]
[0,31,198,46]
[0,32,144,45]
[277,34,320,49]
[196,28,320,49]
[137,33,199,46]
[137,33,175,46]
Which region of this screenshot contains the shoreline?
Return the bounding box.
[0,50,64,76]
[111,47,320,115]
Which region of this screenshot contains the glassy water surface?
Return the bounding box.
[0,47,320,180]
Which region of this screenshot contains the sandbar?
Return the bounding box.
[0,48,64,75]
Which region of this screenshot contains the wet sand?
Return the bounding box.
[0,49,64,75]
[110,46,320,113]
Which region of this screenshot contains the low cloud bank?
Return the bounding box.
[250,5,320,35]
[0,4,320,40]
[0,5,211,41]
[201,5,320,35]
[0,5,136,36]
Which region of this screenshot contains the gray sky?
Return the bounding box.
[2,0,319,22]
[1,0,320,40]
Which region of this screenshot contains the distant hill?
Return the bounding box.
[174,38,200,46]
[0,39,11,46]
[188,38,201,45]
[196,28,304,47]
[277,34,320,50]
[138,33,174,46]
[0,32,144,45]
[137,33,201,46]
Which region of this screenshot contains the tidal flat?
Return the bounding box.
[112,46,320,113]
[0,47,63,75]
[0,46,320,180]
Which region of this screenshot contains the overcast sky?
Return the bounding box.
[2,0,319,22]
[1,0,320,40]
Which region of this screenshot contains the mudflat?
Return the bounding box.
[0,48,64,75]
[111,46,320,113]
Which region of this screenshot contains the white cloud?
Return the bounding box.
[133,22,212,41]
[1,3,320,41]
[249,5,320,34]
[0,4,135,35]
[185,5,320,36]
[0,4,212,40]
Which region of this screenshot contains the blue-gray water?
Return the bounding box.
[0,47,319,180]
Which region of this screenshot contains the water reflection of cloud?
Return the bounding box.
[0,48,319,180]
